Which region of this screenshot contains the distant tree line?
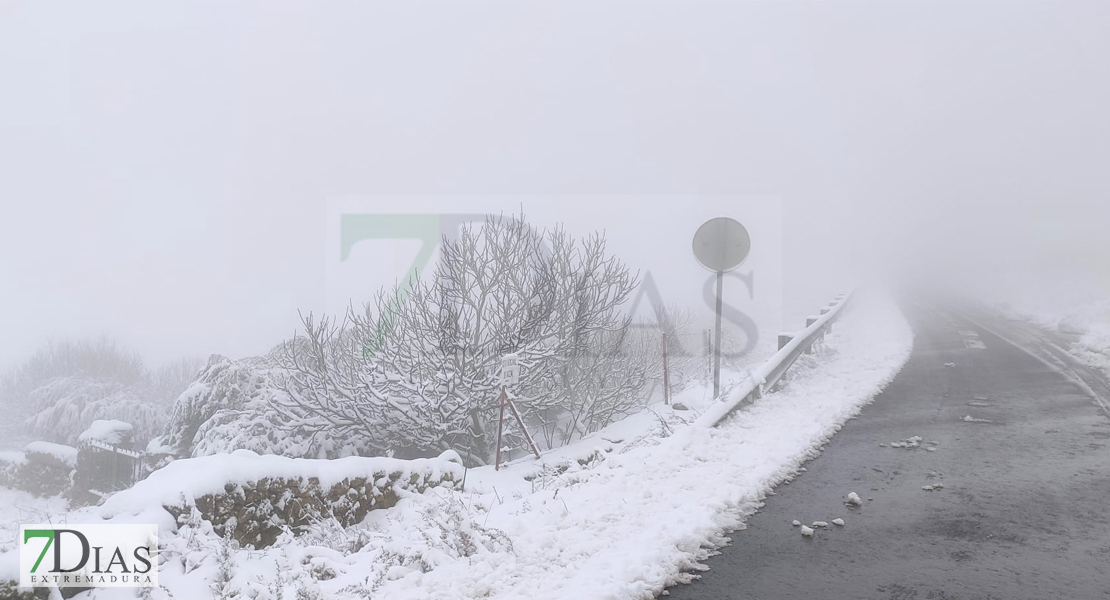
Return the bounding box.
[0,338,202,448]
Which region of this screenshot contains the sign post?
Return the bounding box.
[692,217,751,398]
[494,354,541,470]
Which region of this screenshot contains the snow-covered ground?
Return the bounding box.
[0,289,913,600]
[996,295,1110,378]
[0,487,68,582]
[374,289,912,600]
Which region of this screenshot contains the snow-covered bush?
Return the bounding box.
[0,580,46,600]
[23,441,78,470]
[140,483,512,600]
[0,443,75,498]
[151,354,271,457]
[151,354,379,460]
[272,215,648,465]
[148,217,665,463]
[26,377,161,447]
[534,325,650,447]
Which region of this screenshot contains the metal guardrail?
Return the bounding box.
[695,291,853,428]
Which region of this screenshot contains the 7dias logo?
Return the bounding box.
[19,524,158,588]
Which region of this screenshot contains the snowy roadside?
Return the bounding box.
[0,486,69,584]
[0,289,913,600]
[995,297,1110,379]
[369,288,913,600]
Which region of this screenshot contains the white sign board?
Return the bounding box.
[501,354,520,385]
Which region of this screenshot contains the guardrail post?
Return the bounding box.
[701,290,852,428]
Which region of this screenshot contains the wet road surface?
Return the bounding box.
[664,304,1110,600]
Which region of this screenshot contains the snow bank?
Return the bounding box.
[0,289,912,599]
[366,288,913,600]
[997,296,1110,377]
[1074,322,1110,378]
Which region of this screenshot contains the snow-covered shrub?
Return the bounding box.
[0,444,74,498]
[534,325,650,447]
[0,452,24,486]
[151,354,379,460]
[273,215,648,465]
[360,494,513,588]
[148,489,515,600]
[150,354,271,457]
[209,532,240,600]
[22,441,78,471]
[1,339,202,449]
[150,217,655,463]
[26,377,159,447]
[0,580,49,599]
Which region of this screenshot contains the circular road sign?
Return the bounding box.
[692,217,751,272]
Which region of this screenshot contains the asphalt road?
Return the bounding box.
[664,303,1110,600]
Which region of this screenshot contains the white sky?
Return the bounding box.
[2,1,1109,369]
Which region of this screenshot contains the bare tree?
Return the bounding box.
[529,230,645,445]
[268,214,645,465]
[363,215,565,463]
[271,312,393,454]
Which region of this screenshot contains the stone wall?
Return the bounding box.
[101,449,465,549]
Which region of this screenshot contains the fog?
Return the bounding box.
[2,0,1108,370]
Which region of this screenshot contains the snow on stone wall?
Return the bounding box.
[100,449,465,548]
